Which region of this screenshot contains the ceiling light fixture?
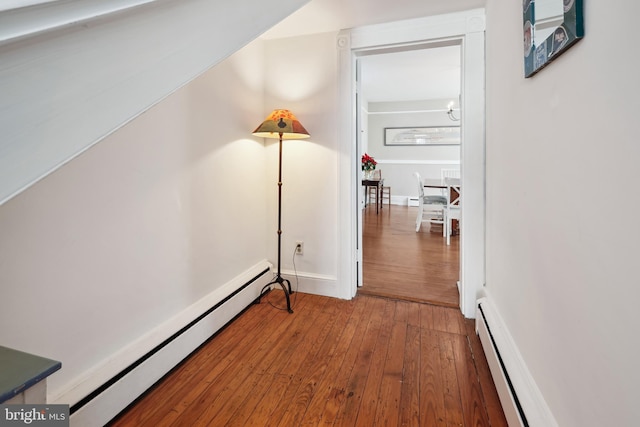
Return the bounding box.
[447,101,460,121]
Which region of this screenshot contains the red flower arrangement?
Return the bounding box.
[361,153,377,171]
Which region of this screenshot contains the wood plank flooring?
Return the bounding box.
[109,292,507,427]
[360,204,460,307]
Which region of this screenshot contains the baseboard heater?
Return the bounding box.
[476,297,557,427]
[69,266,271,427]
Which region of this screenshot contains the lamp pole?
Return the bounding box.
[265,132,293,313]
[261,132,293,313]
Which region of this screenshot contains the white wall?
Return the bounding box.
[262,32,340,294]
[485,1,640,425]
[367,99,460,200]
[0,40,268,404]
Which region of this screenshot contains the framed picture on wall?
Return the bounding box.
[384,126,460,146]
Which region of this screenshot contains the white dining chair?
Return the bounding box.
[378,170,391,208]
[441,168,460,180]
[440,169,460,198]
[444,177,461,245]
[414,172,447,233]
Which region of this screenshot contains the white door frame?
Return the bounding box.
[336,9,486,318]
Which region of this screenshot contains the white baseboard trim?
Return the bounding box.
[476,293,558,427]
[390,195,406,206]
[281,270,339,299]
[367,194,433,207]
[59,260,272,427]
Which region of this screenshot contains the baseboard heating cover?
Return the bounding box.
[476,296,558,427]
[67,262,272,427]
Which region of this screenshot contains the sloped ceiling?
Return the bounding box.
[0,0,310,205]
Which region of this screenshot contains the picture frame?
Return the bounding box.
[384,126,460,146]
[523,0,584,77]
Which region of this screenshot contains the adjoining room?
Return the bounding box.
[357,45,462,306]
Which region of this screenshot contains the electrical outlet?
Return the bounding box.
[296,241,304,255]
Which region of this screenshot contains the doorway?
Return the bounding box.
[355,44,462,306]
[336,10,486,318]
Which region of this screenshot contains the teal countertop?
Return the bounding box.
[0,346,61,403]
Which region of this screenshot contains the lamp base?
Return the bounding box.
[259,275,293,313]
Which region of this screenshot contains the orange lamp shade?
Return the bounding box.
[252,109,310,140]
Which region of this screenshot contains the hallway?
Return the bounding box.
[110,292,507,426]
[359,204,460,306]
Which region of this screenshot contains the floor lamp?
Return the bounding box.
[252,109,310,313]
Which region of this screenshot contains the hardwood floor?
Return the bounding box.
[109,292,507,427]
[360,204,460,307]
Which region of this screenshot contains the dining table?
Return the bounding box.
[422,178,460,189]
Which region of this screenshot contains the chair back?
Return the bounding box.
[444,177,461,245]
[441,169,460,180]
[445,177,461,208]
[414,172,425,198]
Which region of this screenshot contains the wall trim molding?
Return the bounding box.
[367,109,447,115]
[376,159,460,165]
